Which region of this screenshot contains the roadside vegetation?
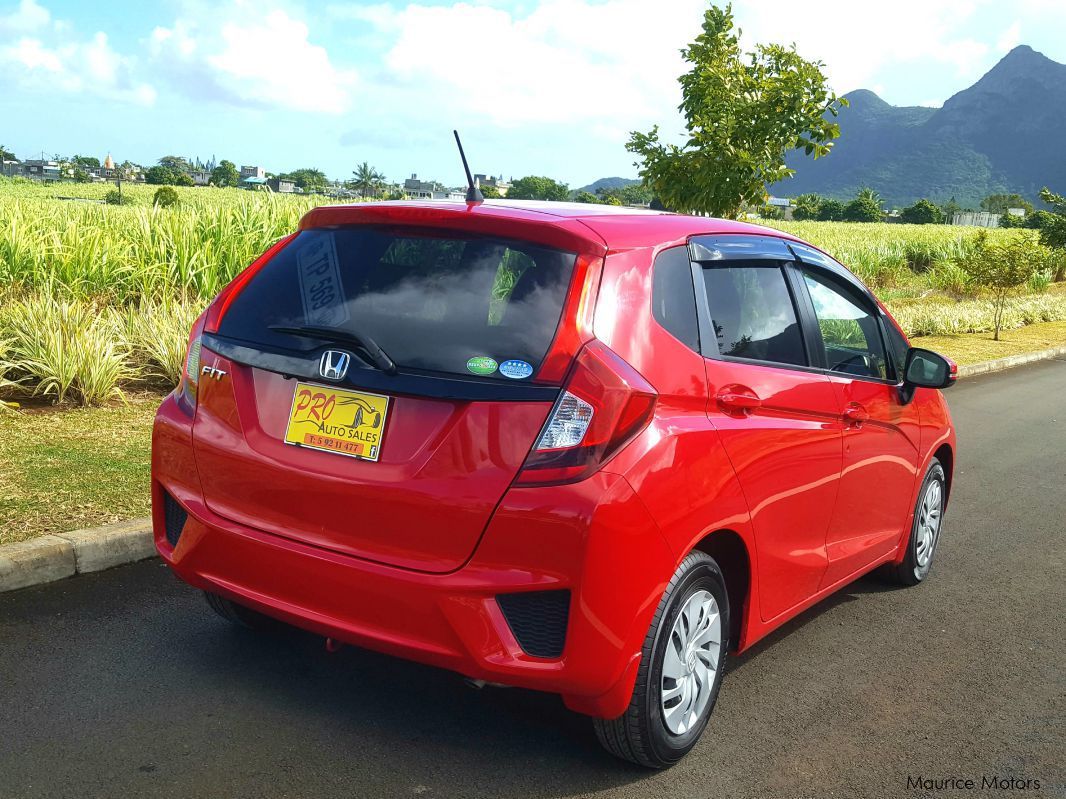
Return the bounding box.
[2,177,1066,409]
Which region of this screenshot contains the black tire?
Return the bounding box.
[203,591,278,630]
[887,458,947,586]
[594,551,730,768]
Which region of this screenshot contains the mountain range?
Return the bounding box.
[585,45,1066,208]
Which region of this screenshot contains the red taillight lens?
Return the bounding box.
[516,340,656,486]
[204,233,297,334]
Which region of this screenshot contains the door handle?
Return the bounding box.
[843,403,869,426]
[716,386,762,415]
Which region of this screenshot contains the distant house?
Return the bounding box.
[474,173,511,197]
[189,170,212,186]
[241,176,268,190]
[1,159,20,178]
[766,196,794,221]
[20,160,62,182]
[267,177,295,193]
[240,165,266,180]
[402,173,464,201]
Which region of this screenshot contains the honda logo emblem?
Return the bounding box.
[319,350,351,381]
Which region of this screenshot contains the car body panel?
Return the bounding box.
[152,201,957,719]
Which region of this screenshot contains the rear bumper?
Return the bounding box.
[152,394,675,718]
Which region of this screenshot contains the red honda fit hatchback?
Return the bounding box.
[152,200,956,767]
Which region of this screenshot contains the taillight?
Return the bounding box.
[516,340,656,486]
[204,233,297,334]
[177,310,207,412]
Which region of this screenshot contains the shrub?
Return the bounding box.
[843,196,882,222]
[900,199,944,225]
[816,199,846,221]
[153,186,179,208]
[0,296,130,405]
[104,189,131,206]
[956,231,1045,340]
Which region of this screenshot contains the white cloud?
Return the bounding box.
[149,5,357,114]
[997,21,1022,52]
[0,23,156,105]
[347,0,706,130]
[0,0,49,34]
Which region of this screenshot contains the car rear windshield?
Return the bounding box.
[218,227,578,380]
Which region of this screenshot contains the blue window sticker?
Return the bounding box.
[499,359,534,380]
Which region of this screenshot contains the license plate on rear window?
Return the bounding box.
[283,382,390,462]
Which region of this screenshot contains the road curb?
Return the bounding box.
[1,518,153,593]
[956,344,1066,378]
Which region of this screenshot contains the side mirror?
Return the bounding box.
[900,347,956,403]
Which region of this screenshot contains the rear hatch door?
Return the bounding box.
[192,221,592,573]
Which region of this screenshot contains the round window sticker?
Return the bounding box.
[499,359,534,380]
[466,356,498,376]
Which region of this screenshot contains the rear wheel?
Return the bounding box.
[888,458,946,586]
[204,591,278,630]
[594,551,729,768]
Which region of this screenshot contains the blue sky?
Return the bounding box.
[2,0,1064,188]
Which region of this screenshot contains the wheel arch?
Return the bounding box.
[693,529,751,651]
[933,442,954,506]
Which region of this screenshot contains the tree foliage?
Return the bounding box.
[980,193,1033,216]
[153,186,180,207]
[145,165,193,186]
[210,160,241,188]
[349,162,386,198]
[957,231,1044,340]
[792,193,823,220]
[157,156,191,172]
[1037,187,1066,252]
[900,199,944,225]
[0,144,15,161]
[507,176,570,201]
[843,190,882,222]
[279,168,328,193]
[626,4,846,218]
[816,199,846,221]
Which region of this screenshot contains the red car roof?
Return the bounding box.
[298,200,798,254]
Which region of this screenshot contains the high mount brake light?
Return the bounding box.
[516,340,656,486]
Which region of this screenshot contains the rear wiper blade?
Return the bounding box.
[269,325,398,375]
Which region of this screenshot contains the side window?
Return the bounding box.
[702,264,807,367]
[802,271,889,379]
[652,246,700,351]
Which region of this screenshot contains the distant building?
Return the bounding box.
[402,173,463,201]
[952,211,1001,228]
[189,170,212,186]
[241,176,268,190]
[474,173,511,197]
[267,177,295,193]
[1006,207,1027,218]
[20,160,62,182]
[1,159,21,178]
[240,165,266,180]
[766,196,794,221]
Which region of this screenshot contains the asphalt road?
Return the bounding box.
[2,359,1064,799]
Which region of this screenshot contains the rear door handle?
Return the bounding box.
[843,403,869,426]
[716,386,762,414]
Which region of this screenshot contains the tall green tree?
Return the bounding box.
[0,144,15,161]
[626,4,846,218]
[958,231,1044,340]
[349,162,386,198]
[980,193,1033,216]
[816,199,846,221]
[158,155,191,172]
[792,193,823,220]
[900,199,944,225]
[507,176,570,201]
[1036,188,1066,252]
[210,160,241,188]
[278,168,328,192]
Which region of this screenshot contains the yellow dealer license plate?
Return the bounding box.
[283,382,390,462]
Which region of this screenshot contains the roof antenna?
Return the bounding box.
[453,130,484,204]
